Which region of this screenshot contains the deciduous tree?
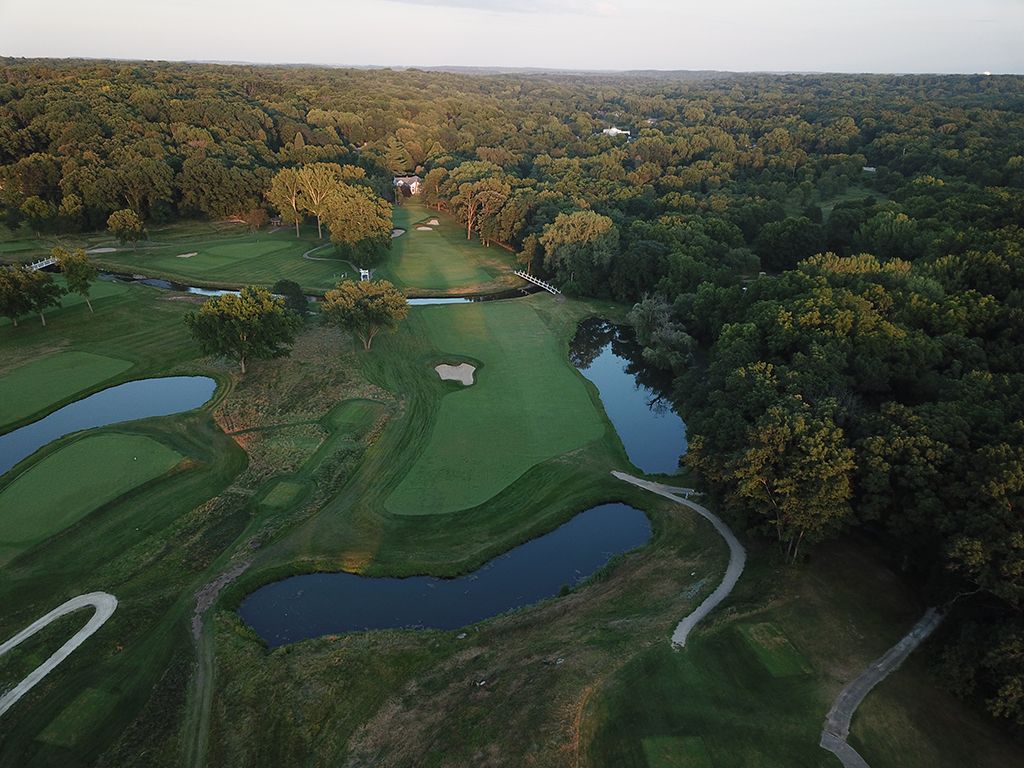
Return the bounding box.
[184,286,301,374]
[320,280,408,351]
[54,247,98,313]
[107,208,146,248]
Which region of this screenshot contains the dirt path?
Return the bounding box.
[612,471,746,647]
[820,607,944,767]
[0,592,118,717]
[183,558,252,768]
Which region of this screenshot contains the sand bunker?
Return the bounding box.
[427,218,440,226]
[391,228,405,238]
[176,252,197,258]
[435,363,476,386]
[87,247,118,254]
[416,226,433,231]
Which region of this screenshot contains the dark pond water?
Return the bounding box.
[0,376,217,476]
[570,318,687,475]
[239,502,651,647]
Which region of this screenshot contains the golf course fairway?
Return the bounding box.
[385,300,607,515]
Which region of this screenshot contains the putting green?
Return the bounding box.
[0,350,132,428]
[0,433,182,555]
[385,300,606,515]
[259,479,309,510]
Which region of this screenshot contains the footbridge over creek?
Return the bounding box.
[27,255,58,271]
[513,270,561,295]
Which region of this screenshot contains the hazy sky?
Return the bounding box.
[1,0,1021,73]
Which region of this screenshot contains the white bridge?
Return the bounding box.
[513,270,561,295]
[27,255,58,271]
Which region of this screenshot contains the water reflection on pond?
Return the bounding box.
[239,502,651,648]
[0,376,217,476]
[570,318,687,475]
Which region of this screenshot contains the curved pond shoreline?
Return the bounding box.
[571,318,688,475]
[239,502,652,648]
[0,376,217,477]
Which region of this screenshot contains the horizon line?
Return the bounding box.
[0,54,1015,77]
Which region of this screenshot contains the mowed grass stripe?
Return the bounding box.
[0,433,182,555]
[0,350,132,428]
[385,203,506,291]
[385,300,606,515]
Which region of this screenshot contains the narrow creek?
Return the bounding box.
[570,318,688,475]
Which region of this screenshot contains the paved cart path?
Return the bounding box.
[612,471,746,647]
[0,592,118,717]
[820,607,944,767]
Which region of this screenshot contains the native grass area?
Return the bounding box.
[0,222,1021,768]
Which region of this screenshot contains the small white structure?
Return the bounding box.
[862,166,877,173]
[602,127,631,138]
[394,175,422,195]
[359,269,370,282]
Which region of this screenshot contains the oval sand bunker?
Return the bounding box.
[435,363,476,386]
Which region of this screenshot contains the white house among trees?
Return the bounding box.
[393,175,422,195]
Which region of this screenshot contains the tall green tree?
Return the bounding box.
[320,280,408,351]
[184,287,301,374]
[107,208,146,248]
[540,210,619,294]
[21,268,65,326]
[54,247,98,313]
[0,267,33,327]
[321,184,393,267]
[297,162,344,239]
[266,168,305,237]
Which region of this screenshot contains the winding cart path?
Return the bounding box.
[820,607,944,767]
[612,471,746,647]
[0,592,118,717]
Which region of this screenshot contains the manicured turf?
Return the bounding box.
[642,736,713,768]
[38,688,118,748]
[0,433,182,556]
[0,276,129,329]
[259,480,308,510]
[385,300,607,515]
[736,622,811,677]
[0,350,132,428]
[385,203,514,293]
[5,205,520,296]
[582,543,1024,768]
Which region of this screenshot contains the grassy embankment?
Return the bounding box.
[1,202,519,297]
[580,540,1024,768]
[0,282,249,767]
[197,292,735,766]
[2,235,1020,766]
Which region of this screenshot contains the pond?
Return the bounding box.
[570,318,687,475]
[238,502,651,647]
[0,376,217,476]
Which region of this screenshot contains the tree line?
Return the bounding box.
[2,58,1023,726]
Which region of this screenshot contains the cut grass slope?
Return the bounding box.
[84,207,516,296]
[0,351,131,429]
[0,433,182,557]
[383,203,513,293]
[385,300,606,515]
[582,543,1024,768]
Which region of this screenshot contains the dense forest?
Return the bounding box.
[2,59,1023,727]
